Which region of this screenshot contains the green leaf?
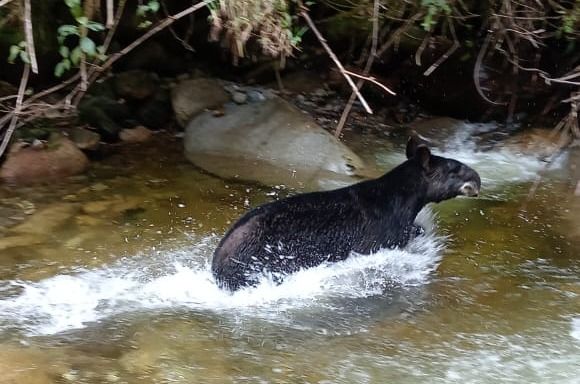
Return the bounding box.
[138,20,152,29]
[18,41,27,48]
[86,21,105,31]
[64,0,80,8]
[59,45,70,58]
[80,36,96,56]
[96,45,107,61]
[76,16,89,26]
[148,1,160,13]
[58,25,79,37]
[19,50,31,64]
[54,60,67,77]
[8,45,20,63]
[137,5,148,17]
[70,46,82,65]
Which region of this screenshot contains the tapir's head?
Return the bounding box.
[406,135,481,203]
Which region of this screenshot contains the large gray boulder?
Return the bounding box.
[184,95,373,190]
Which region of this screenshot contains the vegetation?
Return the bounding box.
[0,0,578,159]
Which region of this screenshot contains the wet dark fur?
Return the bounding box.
[212,137,481,291]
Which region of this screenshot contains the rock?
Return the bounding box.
[0,345,69,384]
[232,91,247,104]
[136,89,172,129]
[78,96,134,140]
[0,205,24,230]
[277,71,327,94]
[81,196,143,216]
[119,126,153,143]
[68,127,101,151]
[0,136,90,185]
[405,117,496,148]
[9,203,79,236]
[171,78,229,127]
[247,89,266,102]
[120,41,185,75]
[114,70,159,100]
[502,128,563,158]
[184,94,372,190]
[75,215,103,226]
[0,234,45,251]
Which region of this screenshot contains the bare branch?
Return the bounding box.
[70,0,215,106]
[343,70,396,96]
[335,0,381,137]
[103,0,127,51]
[299,1,373,115]
[424,21,459,76]
[0,64,30,158]
[473,32,507,106]
[0,0,14,8]
[106,0,114,28]
[23,0,38,74]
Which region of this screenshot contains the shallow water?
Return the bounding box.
[0,131,578,384]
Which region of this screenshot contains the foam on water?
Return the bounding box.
[0,211,443,336]
[377,122,564,188]
[572,317,580,341]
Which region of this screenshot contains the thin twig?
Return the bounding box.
[0,0,14,8]
[377,13,423,57]
[343,70,396,95]
[299,1,373,115]
[23,0,38,74]
[70,0,216,105]
[103,0,127,51]
[335,0,380,137]
[0,64,30,158]
[415,33,431,67]
[473,32,507,106]
[106,0,114,28]
[424,21,459,76]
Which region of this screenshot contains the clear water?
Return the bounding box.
[0,130,578,384]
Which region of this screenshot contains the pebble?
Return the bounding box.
[232,91,248,104]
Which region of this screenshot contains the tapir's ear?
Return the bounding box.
[416,145,431,170]
[406,135,419,159]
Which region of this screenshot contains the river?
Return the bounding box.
[0,127,578,383]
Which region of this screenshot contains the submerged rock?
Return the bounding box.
[171,78,229,127]
[81,196,143,216]
[0,234,45,251]
[184,94,372,190]
[9,203,79,236]
[0,345,70,384]
[0,136,89,185]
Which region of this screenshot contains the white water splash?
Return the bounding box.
[571,318,580,342]
[377,122,564,188]
[0,211,443,336]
